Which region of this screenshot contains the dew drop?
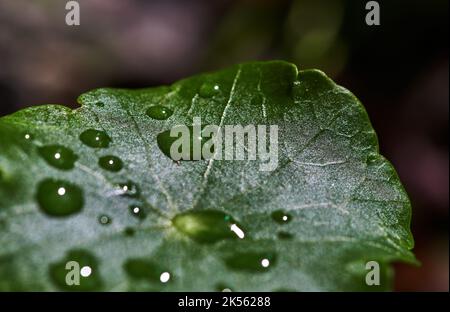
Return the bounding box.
[199,82,220,98]
[129,205,146,220]
[79,129,111,148]
[124,259,170,284]
[146,105,173,120]
[117,181,140,197]
[98,155,123,172]
[98,215,111,225]
[36,179,83,217]
[271,210,292,224]
[277,231,293,240]
[49,249,102,291]
[157,126,213,161]
[172,210,245,244]
[224,252,277,273]
[38,145,78,170]
[124,227,136,236]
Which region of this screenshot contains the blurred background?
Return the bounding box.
[0,0,448,291]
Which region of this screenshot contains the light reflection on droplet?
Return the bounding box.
[80,266,92,277]
[230,224,245,239]
[160,272,170,283]
[261,258,270,268]
[57,187,66,196]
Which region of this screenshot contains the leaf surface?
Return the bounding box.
[0,61,415,291]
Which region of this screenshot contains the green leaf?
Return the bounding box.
[0,61,415,291]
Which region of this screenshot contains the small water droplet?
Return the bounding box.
[98,155,123,172]
[124,227,136,236]
[36,179,83,217]
[277,231,293,240]
[124,259,170,284]
[98,215,111,225]
[146,105,173,120]
[129,205,146,220]
[224,252,276,273]
[49,249,102,291]
[172,210,245,244]
[271,210,292,224]
[199,82,220,98]
[24,133,32,140]
[79,129,111,148]
[117,181,140,197]
[38,145,78,170]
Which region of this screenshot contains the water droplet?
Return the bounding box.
[124,227,136,236]
[157,126,213,161]
[79,129,111,148]
[199,82,220,98]
[271,210,292,224]
[224,252,276,273]
[117,181,140,197]
[49,249,102,291]
[146,105,173,120]
[129,205,146,220]
[98,155,123,172]
[98,215,111,225]
[124,259,170,284]
[38,145,78,170]
[277,231,293,240]
[36,179,83,217]
[172,210,245,244]
[24,133,32,140]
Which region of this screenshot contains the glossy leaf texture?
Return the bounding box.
[0,61,415,291]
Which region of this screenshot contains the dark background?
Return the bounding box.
[0,0,448,291]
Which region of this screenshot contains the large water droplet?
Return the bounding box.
[124,259,170,284]
[36,179,83,217]
[117,181,140,197]
[224,252,276,273]
[172,210,245,244]
[271,210,292,224]
[98,155,123,172]
[129,205,146,220]
[79,129,111,148]
[98,215,111,225]
[49,249,102,291]
[199,82,220,98]
[156,126,213,161]
[146,105,173,120]
[38,145,78,170]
